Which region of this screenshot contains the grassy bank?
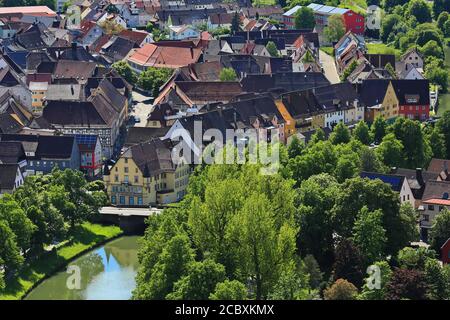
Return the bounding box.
[367,43,401,58]
[0,222,123,300]
[320,47,334,56]
[437,46,450,116]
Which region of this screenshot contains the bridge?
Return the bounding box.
[98,206,163,234]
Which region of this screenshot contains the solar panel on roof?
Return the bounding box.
[331,8,349,14]
[75,134,98,145]
[307,3,322,10]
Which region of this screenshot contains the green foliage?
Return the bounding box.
[425,57,449,92]
[135,158,300,300]
[353,121,371,145]
[137,67,173,97]
[424,258,449,299]
[287,135,304,159]
[432,0,450,19]
[376,133,404,168]
[112,61,137,84]
[302,254,323,290]
[352,206,387,264]
[137,233,194,300]
[0,194,35,253]
[210,280,248,300]
[436,111,450,158]
[324,14,346,43]
[219,67,237,81]
[211,27,231,37]
[0,220,24,275]
[265,41,279,57]
[381,14,403,43]
[385,62,397,79]
[167,259,226,300]
[231,11,240,33]
[294,7,316,29]
[296,174,339,267]
[330,122,351,145]
[406,0,432,24]
[324,278,358,300]
[420,40,444,60]
[437,11,449,30]
[359,260,393,300]
[390,117,432,169]
[429,208,450,254]
[333,177,416,256]
[371,116,387,144]
[268,261,311,300]
[397,247,436,270]
[425,127,447,159]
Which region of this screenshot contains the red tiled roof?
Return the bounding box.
[200,31,212,41]
[0,6,56,17]
[128,43,202,68]
[423,198,450,206]
[119,29,149,45]
[90,34,112,53]
[80,20,97,37]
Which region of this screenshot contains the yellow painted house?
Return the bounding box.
[29,81,48,114]
[104,138,191,206]
[362,80,399,123]
[274,99,296,141]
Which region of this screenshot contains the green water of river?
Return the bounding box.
[25,236,140,300]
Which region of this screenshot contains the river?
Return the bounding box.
[25,236,141,300]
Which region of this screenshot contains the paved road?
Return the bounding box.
[130,91,153,127]
[100,206,163,217]
[319,50,340,84]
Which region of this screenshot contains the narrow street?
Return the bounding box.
[319,49,340,84]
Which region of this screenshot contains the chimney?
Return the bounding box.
[416,168,424,186]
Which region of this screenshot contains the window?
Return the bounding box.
[111,196,116,204]
[422,214,429,222]
[114,175,119,182]
[124,167,129,173]
[119,196,125,205]
[134,176,139,183]
[124,175,129,183]
[129,197,134,205]
[428,205,435,211]
[138,197,143,205]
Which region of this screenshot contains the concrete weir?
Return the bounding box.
[97,206,163,234]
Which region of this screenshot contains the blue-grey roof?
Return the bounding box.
[307,3,349,15]
[360,172,405,192]
[283,5,301,16]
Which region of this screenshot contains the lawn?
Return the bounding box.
[320,47,334,56]
[252,0,276,6]
[0,222,122,300]
[339,0,367,15]
[367,43,401,58]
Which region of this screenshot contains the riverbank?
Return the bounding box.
[0,222,123,300]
